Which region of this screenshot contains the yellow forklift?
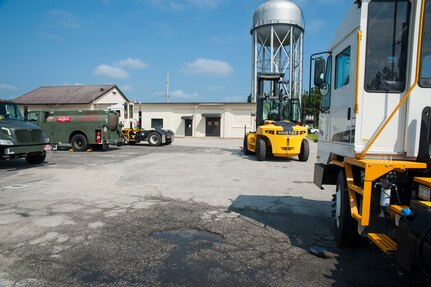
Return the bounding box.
[244,73,309,161]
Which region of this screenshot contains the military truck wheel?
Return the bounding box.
[71,134,88,152]
[148,132,162,146]
[298,139,310,162]
[243,136,252,155]
[26,152,46,164]
[256,138,266,161]
[334,170,361,247]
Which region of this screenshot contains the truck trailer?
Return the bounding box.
[0,100,49,164]
[311,0,431,277]
[27,110,123,151]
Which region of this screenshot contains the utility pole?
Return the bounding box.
[165,73,169,103]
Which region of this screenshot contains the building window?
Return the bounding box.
[365,0,411,92]
[128,105,134,119]
[151,118,163,129]
[335,46,351,89]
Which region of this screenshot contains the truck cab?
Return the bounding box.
[311,0,431,278]
[0,100,49,164]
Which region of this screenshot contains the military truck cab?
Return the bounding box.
[28,110,123,151]
[0,100,49,164]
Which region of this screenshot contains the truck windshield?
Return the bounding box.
[0,102,24,121]
[419,0,431,88]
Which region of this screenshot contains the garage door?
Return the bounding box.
[205,117,220,137]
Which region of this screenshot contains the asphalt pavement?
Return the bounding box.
[0,138,428,286]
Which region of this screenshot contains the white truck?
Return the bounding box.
[311,0,430,277]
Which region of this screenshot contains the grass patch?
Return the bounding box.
[307,133,318,142]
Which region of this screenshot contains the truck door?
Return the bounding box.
[329,33,356,145]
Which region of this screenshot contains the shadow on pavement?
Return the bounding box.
[228,194,429,286]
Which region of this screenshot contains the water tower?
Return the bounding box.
[251,0,305,103]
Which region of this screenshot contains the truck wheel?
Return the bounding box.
[148,132,162,146]
[334,170,360,246]
[71,134,88,152]
[298,139,310,162]
[26,152,46,164]
[256,138,266,161]
[243,136,252,155]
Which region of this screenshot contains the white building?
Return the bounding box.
[13,85,256,139]
[134,102,256,138]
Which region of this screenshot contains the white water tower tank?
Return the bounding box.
[251,0,305,102]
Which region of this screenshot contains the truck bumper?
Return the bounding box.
[3,144,46,157]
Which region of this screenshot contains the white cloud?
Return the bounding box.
[118,58,149,69]
[182,58,233,77]
[149,0,224,11]
[171,90,199,100]
[0,84,17,91]
[93,64,129,79]
[49,10,80,30]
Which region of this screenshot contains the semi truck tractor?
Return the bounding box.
[311,0,431,277]
[0,100,49,164]
[27,110,123,151]
[121,127,174,146]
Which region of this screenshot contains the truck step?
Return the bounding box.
[348,183,363,195]
[368,233,397,253]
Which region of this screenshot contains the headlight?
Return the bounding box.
[0,139,13,145]
[1,127,11,136]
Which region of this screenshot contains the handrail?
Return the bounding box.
[354,31,362,114]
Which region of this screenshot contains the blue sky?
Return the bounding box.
[0,0,350,103]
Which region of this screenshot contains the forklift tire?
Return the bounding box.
[334,170,361,247]
[243,136,252,155]
[298,139,310,162]
[256,138,266,161]
[71,134,88,152]
[148,132,162,146]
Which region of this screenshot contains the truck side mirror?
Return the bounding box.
[24,105,29,121]
[314,58,326,88]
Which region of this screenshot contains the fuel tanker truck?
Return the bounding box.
[27,110,123,151]
[311,0,431,277]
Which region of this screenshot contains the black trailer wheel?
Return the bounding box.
[298,139,310,162]
[334,170,361,246]
[256,138,266,161]
[26,152,46,164]
[71,134,88,152]
[148,132,162,146]
[243,136,252,155]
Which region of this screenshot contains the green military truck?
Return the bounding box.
[27,110,123,151]
[0,100,49,164]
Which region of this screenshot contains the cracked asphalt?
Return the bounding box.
[0,138,428,286]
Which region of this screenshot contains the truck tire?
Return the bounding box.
[25,152,46,164]
[148,132,162,146]
[256,138,266,161]
[71,134,88,152]
[334,170,361,246]
[298,139,310,162]
[243,135,252,155]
